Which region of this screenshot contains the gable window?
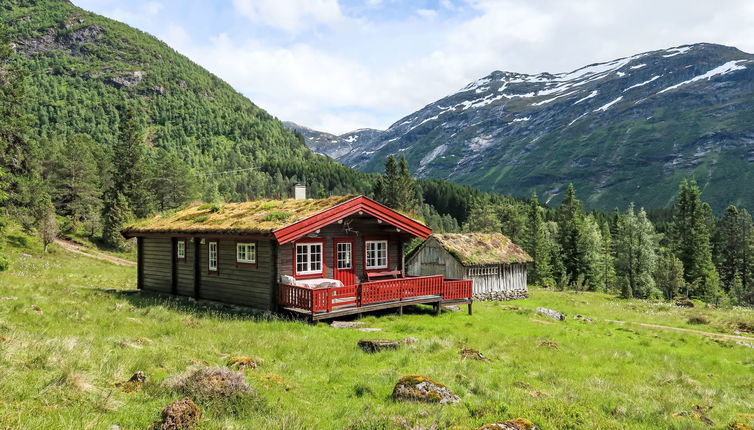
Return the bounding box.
[208,241,218,272]
[176,240,186,260]
[237,242,257,264]
[365,240,388,270]
[295,241,323,276]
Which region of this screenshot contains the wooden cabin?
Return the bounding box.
[406,233,532,301]
[121,194,472,320]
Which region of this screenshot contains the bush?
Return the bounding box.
[0,256,8,272]
[687,316,708,325]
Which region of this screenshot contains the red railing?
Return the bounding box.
[279,275,472,314]
[360,275,444,305]
[442,279,473,300]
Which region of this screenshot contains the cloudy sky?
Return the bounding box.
[73,0,754,134]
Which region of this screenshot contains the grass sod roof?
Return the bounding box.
[431,232,533,266]
[121,195,358,236]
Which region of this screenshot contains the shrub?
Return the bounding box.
[687,316,708,325]
[0,256,8,272]
[261,211,291,222]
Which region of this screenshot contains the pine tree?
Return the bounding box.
[152,150,197,211]
[396,155,418,213]
[577,214,605,291]
[373,155,399,209]
[50,133,102,230]
[714,206,754,299]
[526,194,554,286]
[669,180,720,299]
[464,199,502,233]
[615,204,659,299]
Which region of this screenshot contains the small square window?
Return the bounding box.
[176,240,185,259]
[236,242,256,264]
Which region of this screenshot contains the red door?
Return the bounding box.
[333,238,356,286]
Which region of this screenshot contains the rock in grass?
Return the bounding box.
[227,356,261,370]
[358,339,401,353]
[573,314,593,323]
[674,297,695,308]
[535,307,565,321]
[115,371,146,392]
[152,398,201,430]
[731,423,753,430]
[459,347,489,361]
[330,321,366,329]
[168,367,251,400]
[402,337,419,344]
[391,375,460,404]
[477,418,539,430]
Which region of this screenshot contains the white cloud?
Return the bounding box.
[147,0,754,134]
[232,0,345,33]
[416,9,438,19]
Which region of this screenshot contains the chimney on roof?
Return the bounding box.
[293,183,306,200]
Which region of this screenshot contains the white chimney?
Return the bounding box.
[293,183,306,200]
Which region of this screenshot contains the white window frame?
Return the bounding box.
[176,240,185,259]
[295,242,323,275]
[336,242,352,270]
[208,241,218,272]
[236,242,257,264]
[365,240,388,270]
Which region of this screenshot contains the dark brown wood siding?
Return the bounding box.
[198,239,276,310]
[176,239,193,296]
[142,237,172,293]
[277,218,410,284]
[140,237,277,310]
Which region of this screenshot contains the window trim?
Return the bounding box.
[207,241,219,275]
[364,238,389,271]
[235,241,257,266]
[293,238,325,279]
[176,239,186,262]
[333,238,355,271]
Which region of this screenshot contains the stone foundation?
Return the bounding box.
[473,289,528,302]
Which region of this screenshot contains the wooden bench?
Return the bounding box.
[365,270,403,281]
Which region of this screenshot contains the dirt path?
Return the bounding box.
[55,238,136,267]
[606,319,754,342]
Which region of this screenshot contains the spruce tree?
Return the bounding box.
[526,194,554,287]
[152,150,197,211]
[577,214,605,291]
[714,206,754,301]
[599,220,617,292]
[557,183,584,286]
[373,155,399,209]
[615,204,659,299]
[464,199,502,233]
[655,248,685,300]
[102,191,132,250]
[50,133,102,230]
[396,155,418,212]
[110,106,153,218]
[669,180,720,299]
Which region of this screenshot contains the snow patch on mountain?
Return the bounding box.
[420,144,447,167]
[623,75,661,92]
[595,96,623,112]
[574,90,598,105]
[663,46,692,58]
[658,60,748,94]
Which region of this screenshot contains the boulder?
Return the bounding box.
[674,297,695,308]
[477,418,539,430]
[358,339,401,353]
[330,321,366,329]
[152,398,201,430]
[731,423,753,430]
[391,375,460,404]
[536,307,565,321]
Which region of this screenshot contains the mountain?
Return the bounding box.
[300,43,754,211]
[283,121,382,160]
[1,0,370,201]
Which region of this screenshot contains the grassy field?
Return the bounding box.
[1,229,753,429]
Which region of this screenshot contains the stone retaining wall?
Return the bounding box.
[472,289,528,301]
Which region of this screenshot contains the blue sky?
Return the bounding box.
[73,0,754,133]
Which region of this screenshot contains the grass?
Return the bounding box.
[1,230,753,429]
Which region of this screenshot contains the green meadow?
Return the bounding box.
[0,229,753,430]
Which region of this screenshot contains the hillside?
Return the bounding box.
[0,0,371,200]
[299,43,754,211]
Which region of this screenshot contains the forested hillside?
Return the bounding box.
[1,0,372,207]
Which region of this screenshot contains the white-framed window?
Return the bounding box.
[365,240,388,270]
[208,241,218,272]
[337,242,352,270]
[236,242,256,264]
[296,242,323,275]
[469,266,499,276]
[176,240,185,259]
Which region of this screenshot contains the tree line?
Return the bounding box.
[372,156,754,306]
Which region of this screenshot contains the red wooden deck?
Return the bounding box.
[278,275,472,320]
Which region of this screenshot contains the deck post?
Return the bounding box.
[398,305,403,316]
[435,302,441,315]
[468,301,473,315]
